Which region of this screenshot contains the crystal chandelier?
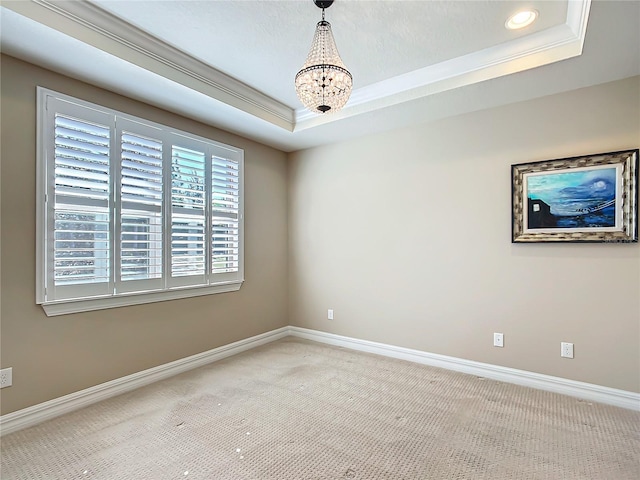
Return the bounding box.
[295,0,353,114]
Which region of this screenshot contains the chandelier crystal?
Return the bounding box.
[295,1,353,114]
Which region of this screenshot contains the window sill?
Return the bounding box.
[40,281,243,317]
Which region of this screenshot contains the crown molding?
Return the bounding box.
[5,0,591,134]
[294,0,592,129]
[4,0,295,130]
[567,0,592,40]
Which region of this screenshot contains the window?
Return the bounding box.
[37,88,244,315]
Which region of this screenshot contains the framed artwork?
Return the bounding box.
[512,149,638,243]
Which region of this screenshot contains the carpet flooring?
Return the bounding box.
[1,338,639,479]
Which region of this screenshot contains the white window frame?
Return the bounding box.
[36,87,244,316]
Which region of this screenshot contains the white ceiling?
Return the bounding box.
[1,1,639,152]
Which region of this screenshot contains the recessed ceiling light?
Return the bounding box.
[505,10,538,30]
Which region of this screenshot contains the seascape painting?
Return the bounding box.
[525,166,618,230]
[511,149,638,243]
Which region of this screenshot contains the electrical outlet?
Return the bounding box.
[0,367,12,388]
[561,342,574,359]
[493,333,504,347]
[327,309,334,320]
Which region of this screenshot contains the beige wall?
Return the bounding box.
[288,76,640,393]
[1,53,639,417]
[0,55,289,414]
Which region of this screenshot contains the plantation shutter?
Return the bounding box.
[48,100,115,301]
[170,142,207,286]
[117,119,164,292]
[37,89,244,311]
[211,155,240,276]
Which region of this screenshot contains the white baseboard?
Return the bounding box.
[289,326,640,412]
[0,326,289,436]
[3,325,638,436]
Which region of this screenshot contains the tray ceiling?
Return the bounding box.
[1,0,639,151]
